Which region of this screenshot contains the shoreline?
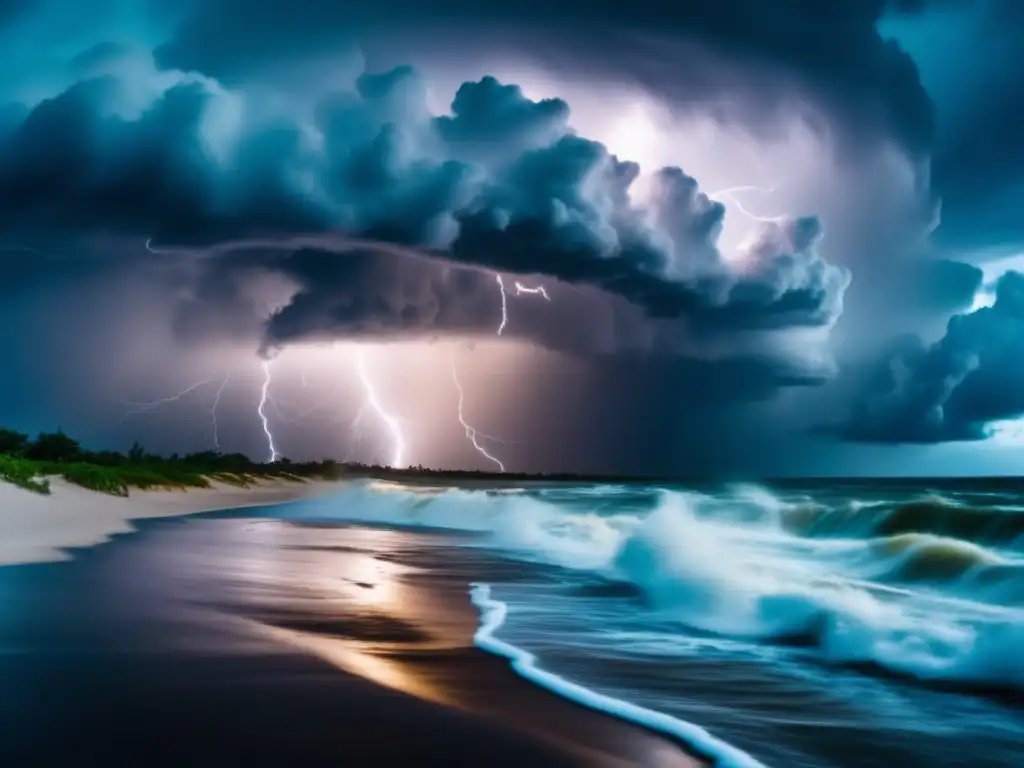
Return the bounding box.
[0,478,706,766]
[246,521,703,767]
[0,475,346,566]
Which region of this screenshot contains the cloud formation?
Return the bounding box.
[12,0,1023,471]
[0,60,850,357]
[833,271,1024,443]
[153,0,934,158]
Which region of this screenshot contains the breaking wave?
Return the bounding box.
[783,496,1024,547]
[293,481,1024,692]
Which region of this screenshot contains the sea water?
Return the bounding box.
[280,479,1024,767]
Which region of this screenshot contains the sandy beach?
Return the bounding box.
[0,476,345,565]
[0,479,702,767]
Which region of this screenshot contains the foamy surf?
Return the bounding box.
[290,481,1024,690]
[469,582,766,768]
[282,479,1024,766]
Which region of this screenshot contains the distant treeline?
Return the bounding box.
[0,426,346,496]
[0,424,730,497]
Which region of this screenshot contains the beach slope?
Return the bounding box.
[0,476,343,565]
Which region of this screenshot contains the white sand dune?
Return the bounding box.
[0,476,344,566]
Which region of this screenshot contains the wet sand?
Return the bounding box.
[0,510,700,767]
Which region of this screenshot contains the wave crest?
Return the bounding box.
[784,496,1024,547]
[292,482,1024,691]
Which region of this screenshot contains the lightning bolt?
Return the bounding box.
[257,360,281,463]
[496,274,552,335]
[120,377,214,422]
[144,237,159,253]
[450,273,553,467]
[121,373,233,451]
[495,274,509,335]
[514,281,550,301]
[451,357,506,472]
[708,184,783,223]
[354,348,406,468]
[209,371,231,449]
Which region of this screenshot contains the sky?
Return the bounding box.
[3,0,1024,476]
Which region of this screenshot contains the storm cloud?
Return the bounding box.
[152,0,934,160]
[833,271,1024,443]
[3,0,1021,473]
[0,61,850,357]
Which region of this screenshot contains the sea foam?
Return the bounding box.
[469,582,767,768]
[292,482,1024,691]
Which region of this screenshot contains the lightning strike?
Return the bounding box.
[514,281,551,300]
[209,371,231,449]
[451,358,506,472]
[258,360,281,463]
[708,184,783,223]
[354,348,406,468]
[144,237,159,253]
[121,377,213,422]
[495,273,552,335]
[495,274,509,335]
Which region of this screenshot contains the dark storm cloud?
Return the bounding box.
[169,240,841,384]
[155,0,933,159]
[831,271,1024,443]
[0,65,850,348]
[893,0,1024,251]
[904,258,983,314]
[858,257,984,328]
[9,0,1002,471]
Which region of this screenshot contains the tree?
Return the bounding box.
[128,441,146,462]
[25,430,81,462]
[0,428,29,456]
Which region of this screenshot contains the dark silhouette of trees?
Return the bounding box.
[0,428,28,455]
[24,429,81,462]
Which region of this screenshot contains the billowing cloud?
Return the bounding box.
[14,0,1020,473]
[0,61,850,358]
[153,0,934,160]
[831,271,1024,443]
[885,0,1024,252]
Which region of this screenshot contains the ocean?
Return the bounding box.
[279,478,1024,767]
[3,477,1021,766]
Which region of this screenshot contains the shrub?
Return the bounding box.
[0,454,51,494]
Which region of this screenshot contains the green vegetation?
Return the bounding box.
[0,454,52,494]
[0,427,344,497]
[1,425,683,500]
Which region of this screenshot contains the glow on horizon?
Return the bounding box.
[118,339,544,468]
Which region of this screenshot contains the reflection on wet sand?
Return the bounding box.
[190,520,699,767]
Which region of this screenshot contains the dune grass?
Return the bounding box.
[0,456,337,497]
[0,427,347,497]
[0,454,52,494]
